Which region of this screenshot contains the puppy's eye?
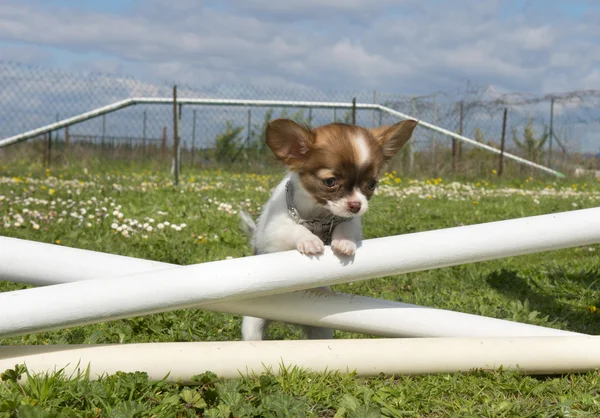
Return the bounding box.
[366,179,378,191]
[322,177,337,188]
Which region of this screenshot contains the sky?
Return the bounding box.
[0,0,599,96]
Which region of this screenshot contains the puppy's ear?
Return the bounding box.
[370,119,418,160]
[266,119,316,166]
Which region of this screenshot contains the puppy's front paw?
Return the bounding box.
[332,238,357,256]
[297,235,324,255]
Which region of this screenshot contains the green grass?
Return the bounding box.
[1,162,600,417]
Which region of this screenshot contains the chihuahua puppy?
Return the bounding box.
[240,118,417,341]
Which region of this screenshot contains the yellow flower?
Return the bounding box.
[55,239,61,245]
[491,169,497,174]
[394,178,401,184]
[472,201,479,205]
[49,189,55,195]
[41,185,47,190]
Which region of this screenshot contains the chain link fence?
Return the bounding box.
[1,60,599,178]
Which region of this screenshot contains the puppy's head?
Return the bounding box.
[266,119,417,217]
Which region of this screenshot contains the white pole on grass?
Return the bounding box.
[0,236,582,338]
[0,207,599,338]
[1,337,599,382]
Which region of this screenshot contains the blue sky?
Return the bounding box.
[0,0,599,96]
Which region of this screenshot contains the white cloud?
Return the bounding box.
[0,0,598,96]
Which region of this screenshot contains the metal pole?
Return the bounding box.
[548,97,554,167]
[409,97,416,172]
[43,133,48,167]
[142,110,147,159]
[191,109,197,166]
[432,96,437,171]
[101,114,106,159]
[65,126,70,164]
[351,98,356,125]
[498,108,508,177]
[247,109,252,166]
[458,101,464,160]
[161,127,167,160]
[452,102,460,172]
[48,131,52,167]
[172,85,179,185]
[178,103,182,175]
[372,90,377,127]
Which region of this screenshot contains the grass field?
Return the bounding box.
[1,162,600,417]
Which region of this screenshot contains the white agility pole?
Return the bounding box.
[1,337,599,382]
[0,208,599,338]
[0,236,581,338]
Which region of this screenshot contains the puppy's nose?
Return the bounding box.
[347,201,361,214]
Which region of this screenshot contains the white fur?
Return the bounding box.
[353,134,371,166]
[326,188,369,217]
[253,173,330,255]
[242,173,363,341]
[331,216,362,256]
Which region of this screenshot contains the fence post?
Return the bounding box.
[458,101,464,162]
[352,98,356,125]
[409,96,416,173]
[191,109,197,166]
[498,108,508,177]
[372,90,377,127]
[43,133,48,167]
[48,131,52,167]
[172,85,180,185]
[65,126,70,164]
[142,110,147,159]
[101,114,106,144]
[432,96,438,172]
[547,97,554,168]
[452,101,462,172]
[178,103,183,175]
[161,127,167,160]
[247,109,252,167]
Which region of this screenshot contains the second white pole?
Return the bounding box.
[0,236,580,338]
[0,207,598,338]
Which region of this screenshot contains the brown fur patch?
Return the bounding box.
[265,119,417,206]
[370,120,418,160]
[296,123,385,205]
